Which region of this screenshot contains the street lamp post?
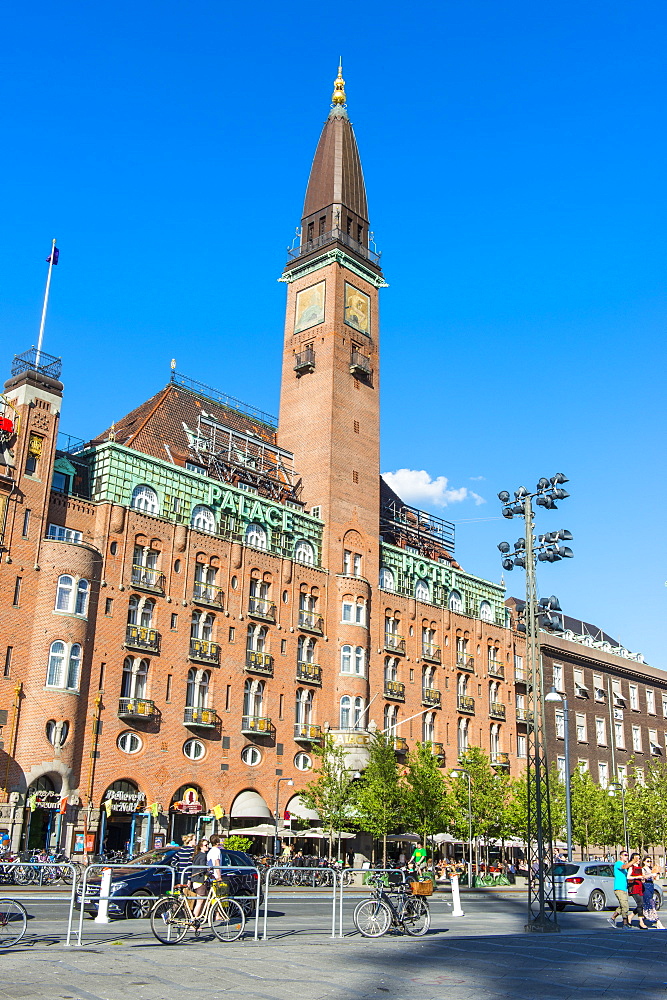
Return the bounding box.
[608,781,629,854]
[497,474,573,933]
[451,769,473,887]
[274,777,294,857]
[545,687,572,861]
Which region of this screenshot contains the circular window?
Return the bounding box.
[231,576,239,590]
[174,559,181,573]
[282,590,289,604]
[110,541,118,555]
[183,739,205,760]
[294,752,312,771]
[241,746,262,766]
[118,731,143,755]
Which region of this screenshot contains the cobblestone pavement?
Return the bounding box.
[1,896,666,1000]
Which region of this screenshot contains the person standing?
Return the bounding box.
[641,856,665,930]
[207,835,223,880]
[409,842,428,874]
[608,850,632,928]
[188,838,210,922]
[627,853,647,928]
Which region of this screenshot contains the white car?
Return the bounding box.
[549,861,662,912]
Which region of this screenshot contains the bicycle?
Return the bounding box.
[150,880,245,944]
[0,898,27,947]
[353,875,430,937]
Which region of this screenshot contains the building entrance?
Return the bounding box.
[99,780,147,855]
[169,785,207,843]
[25,775,62,850]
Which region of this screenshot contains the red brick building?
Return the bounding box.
[0,70,520,857]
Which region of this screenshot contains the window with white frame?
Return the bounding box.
[595,717,606,745]
[379,567,394,591]
[553,663,563,691]
[118,731,142,754]
[635,767,645,786]
[479,600,493,622]
[186,668,210,709]
[243,678,264,717]
[647,689,655,715]
[578,759,589,773]
[517,734,527,758]
[385,656,398,682]
[295,688,313,725]
[353,553,362,577]
[131,484,159,514]
[663,694,667,717]
[423,712,436,742]
[121,656,148,699]
[191,504,216,533]
[598,761,609,788]
[614,720,625,748]
[343,550,351,574]
[490,723,500,757]
[384,703,399,734]
[340,695,364,729]
[128,595,155,628]
[422,664,436,691]
[649,728,659,753]
[630,685,639,710]
[297,635,316,663]
[246,623,267,653]
[191,609,214,641]
[45,641,82,690]
[617,764,627,787]
[294,539,315,565]
[457,717,469,754]
[576,713,587,742]
[342,598,366,625]
[557,755,566,781]
[423,626,436,655]
[340,645,365,676]
[514,653,524,676]
[593,674,604,701]
[632,725,642,752]
[449,590,463,613]
[47,524,82,544]
[54,575,89,616]
[555,709,565,739]
[245,522,267,550]
[414,578,429,602]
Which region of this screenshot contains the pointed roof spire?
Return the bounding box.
[331,60,346,107]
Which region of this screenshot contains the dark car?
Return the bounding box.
[76,846,260,919]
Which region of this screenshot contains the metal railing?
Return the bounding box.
[422,687,441,708]
[183,706,218,727]
[456,654,475,672]
[422,644,441,663]
[296,661,321,684]
[73,862,177,947]
[294,348,315,373]
[516,707,534,723]
[384,680,405,700]
[298,609,323,633]
[189,638,220,664]
[12,346,62,379]
[294,722,322,742]
[287,228,382,265]
[245,650,274,676]
[487,659,505,679]
[125,624,161,653]
[457,695,475,714]
[241,714,273,734]
[492,752,510,768]
[393,736,409,753]
[192,581,224,607]
[489,702,506,720]
[248,596,276,621]
[131,564,165,592]
[384,633,406,654]
[350,350,372,376]
[117,697,157,719]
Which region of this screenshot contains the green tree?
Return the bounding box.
[570,766,604,854]
[224,835,253,853]
[353,731,404,865]
[505,764,565,851]
[301,734,356,857]
[403,742,451,851]
[645,760,667,855]
[453,748,513,854]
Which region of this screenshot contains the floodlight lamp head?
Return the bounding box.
[517,622,526,634]
[511,503,525,515]
[498,491,511,503]
[498,541,511,553]
[551,473,569,485]
[514,537,525,550]
[548,596,562,611]
[501,558,514,571]
[552,489,570,501]
[556,546,574,558]
[537,477,551,491]
[557,529,573,541]
[513,554,526,569]
[502,509,514,519]
[514,486,529,500]
[538,551,549,561]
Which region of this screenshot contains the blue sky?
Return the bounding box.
[3,1,665,665]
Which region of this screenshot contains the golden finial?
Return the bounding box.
[331,60,346,106]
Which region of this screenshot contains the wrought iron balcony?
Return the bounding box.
[298,609,324,634]
[125,624,161,654]
[294,723,322,743]
[491,752,510,769]
[393,736,409,753]
[421,644,441,664]
[131,564,165,594]
[350,350,372,378]
[189,638,220,665]
[384,680,405,701]
[294,347,315,374]
[384,633,406,655]
[422,687,441,708]
[456,654,475,672]
[457,695,475,714]
[430,741,445,760]
[241,714,273,736]
[245,650,274,676]
[287,227,382,266]
[118,697,157,720]
[489,702,506,720]
[514,666,526,683]
[192,581,224,608]
[516,707,534,723]
[487,659,505,679]
[296,661,321,685]
[248,596,276,622]
[183,706,217,728]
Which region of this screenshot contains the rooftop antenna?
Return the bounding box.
[36,238,59,368]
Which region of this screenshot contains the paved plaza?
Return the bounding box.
[1,892,666,1000]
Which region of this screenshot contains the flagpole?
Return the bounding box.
[36,238,57,368]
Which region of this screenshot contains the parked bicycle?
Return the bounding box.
[150,880,245,944]
[0,898,27,947]
[353,873,431,937]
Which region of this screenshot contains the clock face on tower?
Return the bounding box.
[344,283,370,335]
[294,281,326,334]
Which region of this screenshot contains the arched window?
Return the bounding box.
[66,644,81,689]
[489,680,500,704]
[295,688,313,724]
[458,718,469,754]
[202,612,214,641]
[46,720,70,747]
[131,484,159,514]
[46,641,65,687]
[423,711,435,742]
[341,645,352,673]
[353,696,364,728]
[127,595,139,625]
[379,567,394,591]
[479,600,493,622]
[449,590,463,613]
[191,505,216,534]
[294,539,314,565]
[245,522,267,550]
[75,579,89,616]
[457,673,468,697]
[243,678,264,717]
[55,575,73,612]
[415,578,430,602]
[121,657,148,699]
[340,695,351,728]
[384,703,398,733]
[247,623,267,652]
[384,656,398,682]
[139,598,154,628]
[355,646,365,676]
[186,668,210,709]
[490,723,500,757]
[422,665,436,691]
[298,635,316,663]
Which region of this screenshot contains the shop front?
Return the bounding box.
[99,780,151,855]
[24,776,66,851]
[168,785,214,843]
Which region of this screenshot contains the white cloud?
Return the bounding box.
[382,469,486,508]
[469,475,486,482]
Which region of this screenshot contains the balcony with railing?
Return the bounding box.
[491,751,510,769]
[384,633,406,655]
[393,736,409,753]
[429,741,445,761]
[248,596,276,623]
[192,581,224,609]
[421,644,441,664]
[298,609,324,634]
[287,227,382,266]
[350,350,372,379]
[489,702,506,721]
[131,564,165,594]
[456,654,475,672]
[293,347,315,374]
[296,661,322,685]
[125,624,161,654]
[487,659,505,679]
[516,707,534,723]
[422,687,442,708]
[183,706,217,728]
[188,638,220,665]
[241,715,273,736]
[294,723,322,743]
[245,650,274,676]
[384,680,405,701]
[118,697,157,720]
[457,695,475,714]
[514,666,526,683]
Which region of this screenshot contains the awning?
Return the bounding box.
[230,790,271,819]
[286,794,319,822]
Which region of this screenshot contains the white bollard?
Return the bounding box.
[94,867,112,924]
[450,874,464,917]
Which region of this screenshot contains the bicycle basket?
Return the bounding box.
[410,880,434,896]
[212,879,229,899]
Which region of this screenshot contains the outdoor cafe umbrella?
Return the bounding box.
[227,824,277,837]
[386,833,421,843]
[302,828,355,839]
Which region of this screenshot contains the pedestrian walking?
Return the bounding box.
[608,850,632,928]
[188,838,211,922]
[627,853,647,929]
[641,857,665,930]
[207,835,223,880]
[409,841,428,874]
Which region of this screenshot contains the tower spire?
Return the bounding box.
[331,60,346,107]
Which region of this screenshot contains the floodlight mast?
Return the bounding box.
[497,475,572,934]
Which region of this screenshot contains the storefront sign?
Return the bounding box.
[214,488,294,532]
[74,832,85,853]
[173,787,202,814]
[30,791,62,811]
[103,789,145,813]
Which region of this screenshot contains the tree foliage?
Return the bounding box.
[301,734,356,855]
[353,731,404,864]
[402,742,451,845]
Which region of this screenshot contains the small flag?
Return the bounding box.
[46,247,59,265]
[212,804,224,821]
[60,796,68,815]
[149,802,159,818]
[104,799,113,818]
[28,794,37,812]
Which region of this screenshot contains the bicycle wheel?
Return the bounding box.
[403,896,430,936]
[150,897,189,944]
[353,898,392,937]
[210,897,245,942]
[0,899,27,947]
